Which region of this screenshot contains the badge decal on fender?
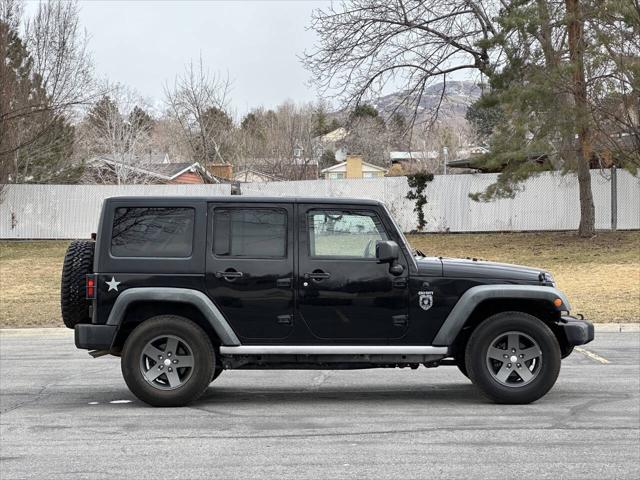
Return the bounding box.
[418,291,434,311]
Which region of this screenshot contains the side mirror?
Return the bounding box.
[376,240,399,263]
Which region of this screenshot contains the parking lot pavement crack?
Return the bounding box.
[550,393,635,429]
[0,365,112,415]
[144,424,639,441]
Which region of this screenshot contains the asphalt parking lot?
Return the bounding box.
[1,330,639,479]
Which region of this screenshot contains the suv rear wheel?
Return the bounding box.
[121,315,214,407]
[465,312,561,404]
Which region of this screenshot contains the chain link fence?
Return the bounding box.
[0,170,637,238]
[241,170,639,233]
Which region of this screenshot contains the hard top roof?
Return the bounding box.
[104,196,383,206]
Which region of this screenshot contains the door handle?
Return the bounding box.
[277,314,293,325]
[304,271,331,281]
[215,269,243,281]
[276,278,292,288]
[392,315,408,327]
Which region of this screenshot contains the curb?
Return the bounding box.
[0,327,72,336]
[593,323,640,332]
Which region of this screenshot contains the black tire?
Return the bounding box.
[561,345,574,359]
[121,315,214,407]
[465,312,561,404]
[60,240,95,329]
[210,368,223,383]
[455,355,469,378]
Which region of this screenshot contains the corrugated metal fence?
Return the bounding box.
[0,170,638,238]
[0,184,231,239]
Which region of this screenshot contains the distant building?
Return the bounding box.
[321,154,387,180]
[389,151,439,163]
[208,163,233,181]
[313,127,348,162]
[85,155,220,184]
[238,157,318,181]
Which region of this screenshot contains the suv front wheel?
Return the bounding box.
[121,315,214,407]
[465,312,561,404]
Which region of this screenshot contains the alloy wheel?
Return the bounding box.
[139,335,195,390]
[485,331,542,387]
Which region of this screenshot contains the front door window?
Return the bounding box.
[307,210,388,259]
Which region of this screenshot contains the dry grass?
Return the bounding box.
[0,232,638,328]
[0,241,69,328]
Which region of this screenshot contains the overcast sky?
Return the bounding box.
[30,0,332,116]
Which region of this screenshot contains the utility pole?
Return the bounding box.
[443,147,448,175]
[611,165,618,231]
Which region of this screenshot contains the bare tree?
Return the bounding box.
[24,0,95,117]
[145,116,192,162]
[164,58,234,166]
[80,84,154,184]
[238,102,318,180]
[303,0,498,130]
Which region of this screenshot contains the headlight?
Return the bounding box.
[539,272,556,287]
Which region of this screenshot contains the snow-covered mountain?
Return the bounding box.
[372,80,481,123]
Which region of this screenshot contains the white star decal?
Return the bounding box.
[106,276,121,292]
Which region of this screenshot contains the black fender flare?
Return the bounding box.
[106,287,240,346]
[432,285,571,346]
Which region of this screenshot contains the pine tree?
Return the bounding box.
[469,0,639,236]
[1,18,78,184]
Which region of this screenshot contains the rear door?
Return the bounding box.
[205,203,294,341]
[297,205,409,342]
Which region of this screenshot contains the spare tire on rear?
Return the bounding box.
[61,240,95,329]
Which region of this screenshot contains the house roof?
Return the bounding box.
[244,157,318,167]
[321,160,387,174]
[314,127,348,143]
[89,156,218,182]
[447,153,548,173]
[390,151,440,160]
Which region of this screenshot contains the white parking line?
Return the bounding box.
[575,346,610,364]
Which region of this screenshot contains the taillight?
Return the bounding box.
[86,274,96,299]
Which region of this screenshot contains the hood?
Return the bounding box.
[438,257,545,282]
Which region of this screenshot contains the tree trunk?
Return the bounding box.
[566,0,596,237]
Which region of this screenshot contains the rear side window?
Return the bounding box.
[111,207,195,258]
[214,208,287,258]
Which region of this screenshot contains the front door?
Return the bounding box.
[297,205,409,342]
[205,203,294,341]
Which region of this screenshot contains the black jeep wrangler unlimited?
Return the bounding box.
[61,196,593,407]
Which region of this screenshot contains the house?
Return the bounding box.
[233,168,282,183]
[389,151,440,174]
[445,136,640,172]
[321,154,387,179]
[239,157,318,181]
[313,127,348,162]
[86,155,220,184]
[208,163,233,181]
[389,151,440,163]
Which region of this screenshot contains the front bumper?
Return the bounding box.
[75,324,117,350]
[558,315,594,346]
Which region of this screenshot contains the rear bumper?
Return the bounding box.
[558,316,594,346]
[75,324,116,350]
